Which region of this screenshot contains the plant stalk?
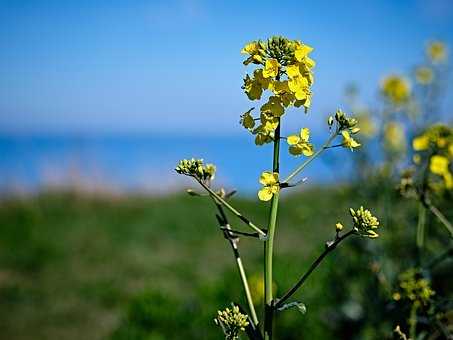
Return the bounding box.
[264,120,281,340]
[214,203,260,326]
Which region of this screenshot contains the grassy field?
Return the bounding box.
[0,184,450,339]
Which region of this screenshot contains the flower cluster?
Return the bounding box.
[214,306,249,340]
[329,109,361,151]
[349,206,380,238]
[381,75,411,106]
[175,158,216,182]
[258,171,279,201]
[393,268,435,307]
[412,124,453,190]
[241,36,315,145]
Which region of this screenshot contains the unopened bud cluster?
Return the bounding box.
[175,158,216,181]
[350,206,380,238]
[214,306,249,340]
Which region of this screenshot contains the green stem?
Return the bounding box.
[427,203,453,238]
[275,230,355,308]
[416,201,426,249]
[196,179,267,238]
[409,303,418,339]
[236,256,259,325]
[214,203,259,326]
[264,120,281,340]
[283,130,338,184]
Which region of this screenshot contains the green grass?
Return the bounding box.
[0,184,451,339]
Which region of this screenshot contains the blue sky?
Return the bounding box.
[0,0,452,135]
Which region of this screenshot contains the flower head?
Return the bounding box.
[427,41,447,64]
[175,159,216,181]
[258,171,279,201]
[214,306,249,340]
[381,75,411,106]
[349,206,380,238]
[241,36,316,145]
[287,128,314,156]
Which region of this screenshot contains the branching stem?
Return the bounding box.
[196,178,267,238]
[283,129,338,184]
[275,230,355,309]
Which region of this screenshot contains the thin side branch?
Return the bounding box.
[275,230,355,309]
[283,129,338,184]
[214,202,260,327]
[196,178,267,238]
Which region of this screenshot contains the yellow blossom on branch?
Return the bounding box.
[341,130,361,151]
[258,171,279,201]
[287,128,314,156]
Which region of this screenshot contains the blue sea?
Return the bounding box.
[0,134,354,196]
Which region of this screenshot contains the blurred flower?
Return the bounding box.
[430,155,449,176]
[350,206,380,238]
[356,111,376,138]
[258,171,279,201]
[287,128,314,156]
[214,306,249,339]
[415,66,434,85]
[412,135,429,151]
[381,75,411,106]
[395,268,435,306]
[427,41,447,64]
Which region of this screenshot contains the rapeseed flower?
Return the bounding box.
[258,171,279,201]
[287,128,314,156]
[427,41,447,63]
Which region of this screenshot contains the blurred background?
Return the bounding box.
[0,1,452,339]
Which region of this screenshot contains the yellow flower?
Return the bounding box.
[241,42,261,55]
[335,222,344,232]
[412,135,430,151]
[261,96,284,117]
[295,44,313,62]
[286,64,301,78]
[263,58,279,78]
[341,130,361,151]
[287,128,314,156]
[258,171,279,201]
[430,155,449,175]
[381,75,411,105]
[259,112,279,133]
[415,66,434,85]
[240,108,255,129]
[427,41,447,63]
[288,75,310,101]
[243,74,262,100]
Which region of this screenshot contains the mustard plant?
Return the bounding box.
[176,36,381,339]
